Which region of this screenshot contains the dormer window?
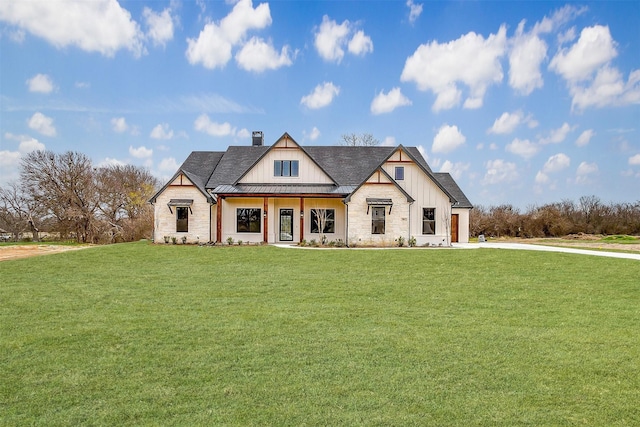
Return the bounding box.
[274,160,299,177]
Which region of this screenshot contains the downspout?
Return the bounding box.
[408,201,413,245]
[149,200,155,242]
[344,201,349,248]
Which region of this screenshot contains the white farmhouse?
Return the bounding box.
[150,132,472,246]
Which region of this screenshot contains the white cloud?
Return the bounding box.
[506,138,539,160]
[97,157,127,168]
[300,82,340,109]
[304,127,321,141]
[432,124,466,154]
[406,0,423,24]
[4,132,45,153]
[507,5,586,95]
[348,30,373,56]
[314,15,373,63]
[550,25,617,82]
[483,159,518,185]
[27,112,56,137]
[314,15,350,63]
[401,25,507,111]
[129,145,153,158]
[186,0,272,69]
[381,136,396,147]
[558,27,577,45]
[549,25,640,111]
[26,73,54,94]
[569,67,640,111]
[508,21,547,95]
[111,117,129,133]
[194,114,234,137]
[535,171,549,184]
[150,123,174,140]
[158,157,179,174]
[143,7,174,47]
[574,162,599,184]
[0,0,145,57]
[629,154,640,166]
[575,161,599,183]
[370,87,412,115]
[439,160,470,180]
[488,110,523,134]
[235,37,293,72]
[539,122,573,144]
[236,128,251,139]
[575,129,594,146]
[542,153,570,173]
[0,150,21,184]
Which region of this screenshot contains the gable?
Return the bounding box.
[237,134,334,185]
[381,146,456,204]
[345,167,413,203]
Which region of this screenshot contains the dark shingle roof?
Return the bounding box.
[206,145,269,188]
[149,151,223,203]
[181,151,224,190]
[303,146,397,185]
[154,142,470,209]
[434,173,473,208]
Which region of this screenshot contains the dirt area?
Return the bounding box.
[491,235,640,253]
[0,245,91,262]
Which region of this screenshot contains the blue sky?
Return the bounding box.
[1,0,639,208]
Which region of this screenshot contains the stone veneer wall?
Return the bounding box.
[347,184,411,247]
[153,185,212,243]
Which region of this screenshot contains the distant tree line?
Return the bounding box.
[0,150,158,243]
[471,196,640,238]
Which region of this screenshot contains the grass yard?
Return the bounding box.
[1,242,639,426]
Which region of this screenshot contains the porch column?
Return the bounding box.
[263,197,268,243]
[299,197,304,242]
[216,197,223,244]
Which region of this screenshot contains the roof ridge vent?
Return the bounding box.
[252,131,264,146]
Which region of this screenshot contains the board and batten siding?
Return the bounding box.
[221,197,265,244]
[453,207,470,243]
[238,140,333,185]
[303,198,346,243]
[153,175,213,243]
[381,157,452,246]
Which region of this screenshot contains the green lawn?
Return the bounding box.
[2,242,639,426]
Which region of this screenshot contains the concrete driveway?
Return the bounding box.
[453,242,640,261]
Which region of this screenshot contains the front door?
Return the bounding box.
[279,209,293,241]
[451,214,459,243]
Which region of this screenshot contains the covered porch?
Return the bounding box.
[213,184,352,244]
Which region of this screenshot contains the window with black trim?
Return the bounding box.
[395,166,404,180]
[237,208,261,233]
[372,207,385,234]
[422,208,435,234]
[310,209,335,233]
[176,206,189,232]
[274,160,299,177]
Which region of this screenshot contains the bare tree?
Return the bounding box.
[95,164,158,242]
[340,133,380,146]
[442,209,451,246]
[312,207,330,245]
[20,151,100,243]
[0,182,46,241]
